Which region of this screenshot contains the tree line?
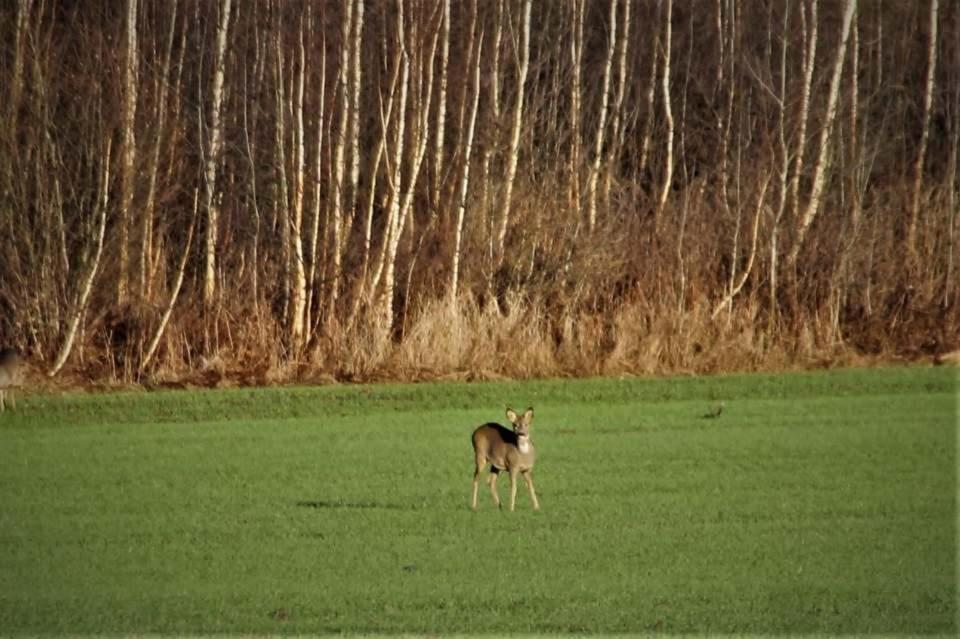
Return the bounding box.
[0,0,956,383]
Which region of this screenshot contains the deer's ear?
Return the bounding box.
[522,407,534,423]
[506,408,518,423]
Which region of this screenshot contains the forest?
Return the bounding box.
[0,0,956,384]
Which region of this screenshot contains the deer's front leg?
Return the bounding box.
[509,469,519,511]
[523,470,540,510]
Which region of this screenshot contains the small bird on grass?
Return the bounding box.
[702,401,724,419]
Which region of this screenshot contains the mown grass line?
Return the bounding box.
[0,366,955,634]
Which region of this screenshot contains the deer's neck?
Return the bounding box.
[517,434,532,454]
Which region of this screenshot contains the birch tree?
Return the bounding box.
[604,0,631,205]
[141,0,180,299]
[569,0,585,213]
[49,141,112,377]
[288,10,308,349]
[432,0,451,215]
[585,0,618,232]
[140,188,199,371]
[907,0,939,269]
[450,1,482,303]
[202,0,233,308]
[786,0,858,275]
[494,0,532,265]
[328,0,355,318]
[790,0,818,222]
[654,0,674,225]
[118,0,139,304]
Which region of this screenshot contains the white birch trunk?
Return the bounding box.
[140,188,199,371]
[790,0,818,222]
[329,0,355,318]
[638,0,661,180]
[787,0,857,269]
[118,0,139,304]
[343,0,365,246]
[907,0,939,265]
[306,26,326,340]
[372,0,409,333]
[494,0,532,265]
[450,13,482,303]
[654,0,674,225]
[769,0,791,326]
[604,0,631,205]
[380,9,441,333]
[49,141,112,377]
[480,0,503,260]
[202,0,233,308]
[569,0,584,213]
[586,0,618,232]
[288,14,308,349]
[432,0,451,214]
[141,0,178,300]
[712,175,771,318]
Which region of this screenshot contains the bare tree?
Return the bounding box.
[118,0,139,304]
[450,0,482,303]
[654,0,675,226]
[569,0,585,214]
[907,0,940,269]
[585,0,618,232]
[432,0,451,215]
[786,0,858,276]
[202,0,233,309]
[140,0,180,299]
[49,141,112,377]
[494,0,532,266]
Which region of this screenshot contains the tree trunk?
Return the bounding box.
[907,0,939,269]
[585,0,618,232]
[450,2,482,303]
[118,0,139,305]
[202,0,233,309]
[786,0,858,274]
[140,188,198,371]
[494,0,532,266]
[50,141,112,377]
[654,0,674,226]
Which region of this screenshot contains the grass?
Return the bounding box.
[0,366,956,635]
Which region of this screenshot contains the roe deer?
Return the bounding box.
[0,347,22,412]
[471,407,540,511]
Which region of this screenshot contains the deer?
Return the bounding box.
[471,407,540,512]
[0,347,22,412]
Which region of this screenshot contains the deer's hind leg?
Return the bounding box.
[487,467,502,509]
[471,452,486,511]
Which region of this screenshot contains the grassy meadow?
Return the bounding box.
[0,366,956,634]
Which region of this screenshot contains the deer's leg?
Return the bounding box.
[522,470,540,511]
[509,468,519,512]
[487,468,502,509]
[471,454,485,511]
[0,390,5,412]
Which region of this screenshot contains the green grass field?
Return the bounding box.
[0,366,956,634]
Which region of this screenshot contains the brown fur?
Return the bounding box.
[470,407,540,511]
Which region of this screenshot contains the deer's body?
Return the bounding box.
[0,348,22,412]
[471,408,540,511]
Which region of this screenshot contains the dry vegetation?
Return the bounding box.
[0,0,957,386]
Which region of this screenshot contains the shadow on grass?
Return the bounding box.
[296,499,413,511]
